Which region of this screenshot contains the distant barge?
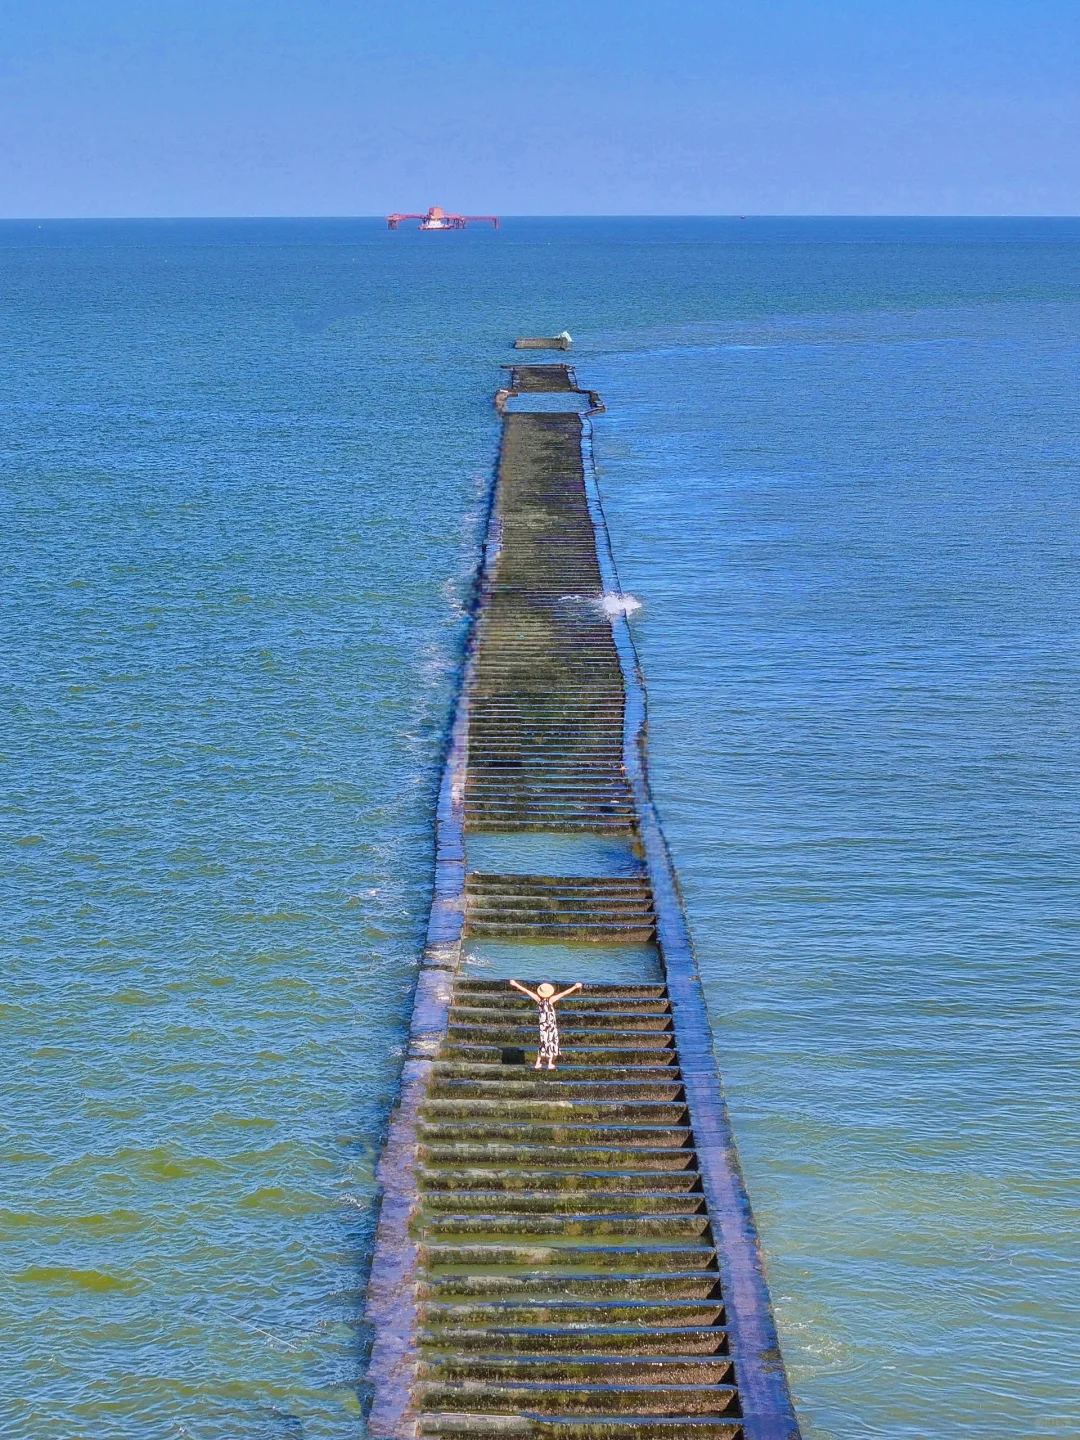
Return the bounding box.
[387,207,499,231]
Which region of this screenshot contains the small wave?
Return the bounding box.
[600,592,642,618]
[559,591,643,618]
[338,1191,374,1211]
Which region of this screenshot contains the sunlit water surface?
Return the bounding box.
[2,219,1078,1438]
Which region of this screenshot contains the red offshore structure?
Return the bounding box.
[386,206,499,231]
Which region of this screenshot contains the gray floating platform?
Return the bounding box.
[515,335,572,350]
[363,361,800,1439]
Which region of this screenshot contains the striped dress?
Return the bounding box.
[538,1000,560,1061]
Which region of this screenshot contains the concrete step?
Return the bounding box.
[416,1123,693,1147]
[418,1358,733,1386]
[417,1326,730,1357]
[422,1300,726,1328]
[417,1382,740,1417]
[420,1101,690,1124]
[420,1214,712,1240]
[418,1416,741,1440]
[438,1048,677,1067]
[431,1064,682,1081]
[428,1082,684,1101]
[421,1243,717,1272]
[419,1192,706,1216]
[419,1273,721,1301]
[449,1011,673,1032]
[419,1170,702,1195]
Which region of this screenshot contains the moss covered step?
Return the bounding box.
[421,1098,688,1122]
[436,1050,677,1070]
[449,1008,672,1032]
[418,1144,698,1170]
[419,1170,702,1194]
[420,1359,734,1385]
[417,1383,739,1417]
[422,1299,725,1328]
[417,1326,731,1357]
[428,1081,684,1100]
[419,1191,705,1216]
[419,1273,721,1300]
[421,1240,717,1270]
[418,1422,741,1440]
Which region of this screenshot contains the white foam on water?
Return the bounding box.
[557,590,642,618]
[600,591,642,617]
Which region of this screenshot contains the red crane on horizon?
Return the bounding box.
[386,206,499,231]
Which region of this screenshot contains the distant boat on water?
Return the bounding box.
[386,206,499,231]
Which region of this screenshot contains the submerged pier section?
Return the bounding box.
[466,405,633,836]
[363,363,800,1440]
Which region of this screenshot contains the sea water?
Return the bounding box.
[2,218,1078,1438]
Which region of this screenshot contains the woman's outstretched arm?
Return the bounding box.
[551,982,583,1003]
[509,979,541,1002]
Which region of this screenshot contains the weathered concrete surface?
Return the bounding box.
[514,336,572,351]
[362,361,800,1440]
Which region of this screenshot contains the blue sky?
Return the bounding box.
[1,0,1077,216]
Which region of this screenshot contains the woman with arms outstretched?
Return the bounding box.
[509,980,583,1070]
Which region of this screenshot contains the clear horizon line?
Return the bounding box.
[2,212,1080,223]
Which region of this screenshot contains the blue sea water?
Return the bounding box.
[2,218,1078,1438]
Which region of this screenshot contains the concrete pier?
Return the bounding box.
[362,361,800,1440]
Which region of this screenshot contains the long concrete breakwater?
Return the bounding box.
[362,362,800,1440]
